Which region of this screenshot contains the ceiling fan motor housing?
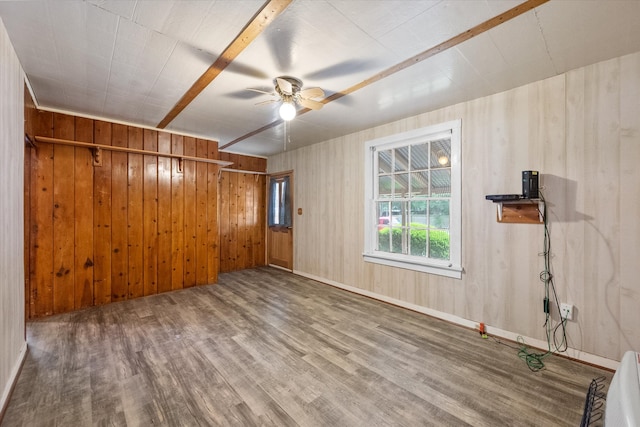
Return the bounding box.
[275,76,302,98]
[272,76,324,111]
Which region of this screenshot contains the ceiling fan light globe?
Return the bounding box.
[279,102,297,121]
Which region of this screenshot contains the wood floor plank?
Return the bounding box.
[2,267,612,427]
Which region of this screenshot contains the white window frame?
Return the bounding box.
[363,119,462,279]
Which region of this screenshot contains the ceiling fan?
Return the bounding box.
[248,76,325,121]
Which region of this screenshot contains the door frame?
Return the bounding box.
[266,170,294,271]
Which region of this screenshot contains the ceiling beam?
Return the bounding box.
[157,0,293,129]
[220,0,549,151]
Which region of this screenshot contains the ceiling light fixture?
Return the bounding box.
[437,151,449,166]
[279,101,296,121]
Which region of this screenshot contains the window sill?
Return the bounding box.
[363,252,462,279]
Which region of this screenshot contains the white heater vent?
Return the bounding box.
[605,351,640,426]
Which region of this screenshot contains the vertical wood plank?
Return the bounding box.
[110,124,128,302]
[171,135,185,290]
[258,175,267,265]
[207,141,219,284]
[196,139,209,285]
[183,137,197,287]
[219,171,230,272]
[74,117,95,309]
[228,171,239,270]
[255,157,267,173]
[52,113,75,314]
[93,121,112,305]
[30,111,54,317]
[143,129,158,296]
[127,127,144,299]
[235,154,246,170]
[254,157,267,267]
[244,173,254,268]
[157,132,173,293]
[218,152,231,167]
[236,173,247,270]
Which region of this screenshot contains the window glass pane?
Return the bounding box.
[377,235,388,252]
[378,226,397,253]
[411,143,430,170]
[431,138,451,168]
[410,171,429,197]
[378,150,392,173]
[409,201,427,226]
[379,175,392,198]
[268,177,291,227]
[430,169,451,196]
[268,178,279,226]
[409,226,427,257]
[378,201,391,218]
[274,183,281,224]
[429,229,450,260]
[393,173,409,197]
[394,146,409,172]
[390,227,403,254]
[282,177,292,227]
[429,200,450,229]
[391,201,403,223]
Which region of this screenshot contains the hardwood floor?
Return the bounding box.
[2,267,611,426]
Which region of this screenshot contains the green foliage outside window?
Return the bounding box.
[378,224,450,260]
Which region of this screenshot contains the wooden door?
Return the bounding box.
[267,171,293,270]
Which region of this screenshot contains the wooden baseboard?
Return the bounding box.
[293,269,620,371]
[0,342,28,423]
[268,264,292,273]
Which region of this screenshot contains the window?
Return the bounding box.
[268,176,292,227]
[364,120,462,279]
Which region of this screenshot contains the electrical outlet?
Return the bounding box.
[560,303,573,321]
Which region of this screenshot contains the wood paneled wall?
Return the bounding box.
[24,110,267,318]
[218,152,267,272]
[268,51,640,363]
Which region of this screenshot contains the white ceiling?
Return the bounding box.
[1,0,639,157]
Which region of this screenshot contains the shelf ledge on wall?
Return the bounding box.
[493,199,545,224]
[32,135,234,168]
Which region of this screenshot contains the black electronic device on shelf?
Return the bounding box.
[485,194,522,202]
[522,170,539,199]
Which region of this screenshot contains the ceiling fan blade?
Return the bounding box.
[299,87,324,99]
[266,27,294,73]
[255,99,278,106]
[246,87,275,95]
[304,58,379,80]
[298,98,323,110]
[226,61,270,79]
[276,77,293,95]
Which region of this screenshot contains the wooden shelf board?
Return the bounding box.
[497,203,543,224]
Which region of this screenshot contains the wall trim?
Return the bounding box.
[293,269,620,371]
[0,342,28,423]
[269,264,293,273]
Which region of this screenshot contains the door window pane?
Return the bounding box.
[268,176,291,227]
